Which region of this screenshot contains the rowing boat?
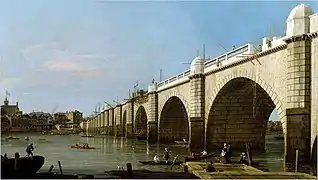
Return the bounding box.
[174,140,188,145]
[184,153,215,162]
[81,135,94,138]
[70,146,95,149]
[139,160,182,165]
[1,155,45,178]
[136,135,147,140]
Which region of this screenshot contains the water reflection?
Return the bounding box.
[1,133,284,174]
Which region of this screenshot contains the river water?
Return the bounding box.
[1,132,284,175]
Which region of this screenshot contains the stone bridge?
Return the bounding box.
[87,4,317,167]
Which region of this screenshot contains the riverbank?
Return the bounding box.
[185,161,317,179]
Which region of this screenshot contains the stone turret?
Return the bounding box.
[148,79,158,93]
[190,56,205,76]
[286,4,313,37]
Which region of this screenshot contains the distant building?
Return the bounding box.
[267,120,283,132]
[1,114,11,132]
[1,97,22,116]
[65,110,83,124]
[53,112,70,124]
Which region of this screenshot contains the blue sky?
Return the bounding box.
[0,1,317,118]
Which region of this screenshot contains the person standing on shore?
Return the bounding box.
[163,148,171,163]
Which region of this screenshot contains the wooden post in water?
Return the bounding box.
[58,161,63,175]
[126,163,133,178]
[295,149,299,172]
[14,152,20,172]
[48,165,54,173]
[245,142,253,166]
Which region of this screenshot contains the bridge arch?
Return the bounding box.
[159,96,189,143]
[135,105,148,135]
[206,75,285,151]
[158,92,190,123]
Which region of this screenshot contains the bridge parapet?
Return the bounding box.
[157,43,256,91]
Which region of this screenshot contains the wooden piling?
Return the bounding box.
[58,161,63,175]
[245,142,253,166]
[14,152,20,172]
[127,163,132,174]
[48,165,54,173]
[295,149,299,172]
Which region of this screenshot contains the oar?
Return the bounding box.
[170,155,179,169]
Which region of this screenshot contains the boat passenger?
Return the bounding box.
[225,143,232,163]
[206,161,216,172]
[2,153,8,161]
[191,152,195,157]
[201,150,208,156]
[221,149,226,157]
[26,143,34,158]
[223,143,227,149]
[83,143,89,148]
[220,149,227,163]
[238,152,247,164]
[164,148,171,163]
[154,154,160,163]
[75,144,79,147]
[183,138,187,143]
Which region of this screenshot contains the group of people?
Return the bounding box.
[75,143,90,148]
[153,148,173,163]
[220,143,233,163]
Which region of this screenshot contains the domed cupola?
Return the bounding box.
[190,56,205,76]
[286,4,313,36]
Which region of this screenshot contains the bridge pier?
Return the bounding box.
[147,85,158,143]
[115,125,121,136]
[310,13,318,168]
[147,121,157,143]
[125,101,134,138]
[283,7,314,170]
[109,108,114,136]
[126,123,133,138]
[285,108,311,166]
[109,125,113,136]
[189,58,205,151]
[189,118,205,151]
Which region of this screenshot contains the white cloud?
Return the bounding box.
[21,43,111,78]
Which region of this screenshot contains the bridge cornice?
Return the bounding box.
[283,33,317,43]
[204,44,287,76]
[156,79,190,93]
[188,74,205,79]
